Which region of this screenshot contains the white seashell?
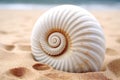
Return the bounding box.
[31,5,105,73]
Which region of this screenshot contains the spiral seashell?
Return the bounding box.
[31,5,105,73]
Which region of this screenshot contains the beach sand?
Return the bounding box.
[0,9,120,80]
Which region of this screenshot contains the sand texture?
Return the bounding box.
[0,10,120,80]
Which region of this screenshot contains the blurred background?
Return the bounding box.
[0,0,120,10]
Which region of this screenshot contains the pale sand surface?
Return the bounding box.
[0,10,120,80]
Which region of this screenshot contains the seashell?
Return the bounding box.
[31,5,105,73]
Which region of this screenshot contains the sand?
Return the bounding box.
[0,9,120,80]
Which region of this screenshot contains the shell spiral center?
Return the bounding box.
[40,31,67,56]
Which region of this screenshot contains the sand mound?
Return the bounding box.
[9,67,27,77]
[32,63,51,71]
[106,48,119,56]
[105,59,120,80]
[0,43,15,51]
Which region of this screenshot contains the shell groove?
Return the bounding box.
[31,5,105,73]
